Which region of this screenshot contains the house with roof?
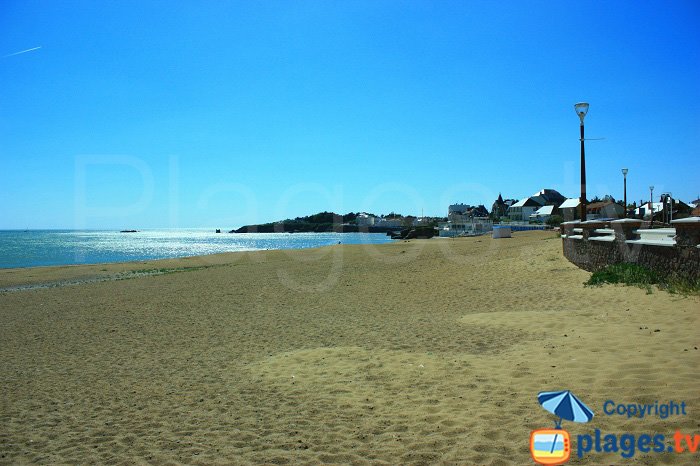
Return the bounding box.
[662,197,693,221]
[691,199,700,217]
[587,201,624,220]
[438,202,493,237]
[529,205,558,223]
[468,205,490,218]
[448,203,471,214]
[559,198,580,222]
[506,189,566,222]
[447,203,489,219]
[491,194,516,219]
[374,217,404,228]
[644,197,694,223]
[634,202,664,220]
[507,197,541,222]
[531,189,566,207]
[438,214,492,237]
[689,198,700,215]
[355,213,375,226]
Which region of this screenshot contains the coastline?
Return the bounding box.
[0,230,393,271]
[0,242,345,290]
[1,231,698,464]
[0,250,236,290]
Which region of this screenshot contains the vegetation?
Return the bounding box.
[589,194,616,203]
[663,277,700,295]
[586,263,700,295]
[587,264,659,288]
[293,211,364,224]
[233,211,418,233]
[546,215,564,228]
[120,266,211,278]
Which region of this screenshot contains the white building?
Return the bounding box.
[374,218,404,229]
[439,215,492,237]
[530,205,555,223]
[355,213,375,227]
[559,198,580,221]
[507,189,566,222]
[507,197,541,222]
[635,202,665,220]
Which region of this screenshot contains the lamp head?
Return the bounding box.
[574,102,590,124]
[622,168,628,176]
[650,185,654,192]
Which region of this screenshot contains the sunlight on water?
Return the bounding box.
[0,229,393,268]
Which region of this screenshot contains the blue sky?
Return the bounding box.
[1,0,698,229]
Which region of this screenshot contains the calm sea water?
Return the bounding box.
[0,230,393,269]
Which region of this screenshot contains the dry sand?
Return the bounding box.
[0,231,698,465]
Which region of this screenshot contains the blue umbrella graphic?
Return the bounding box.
[537,390,594,454]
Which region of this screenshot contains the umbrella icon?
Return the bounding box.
[538,390,594,428]
[536,390,594,458]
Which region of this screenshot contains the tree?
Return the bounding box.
[546,215,563,228]
[342,212,358,223]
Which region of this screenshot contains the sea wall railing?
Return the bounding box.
[560,217,700,280]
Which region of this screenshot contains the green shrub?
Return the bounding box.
[586,263,658,292]
[546,215,563,228]
[587,264,700,295]
[661,277,700,296]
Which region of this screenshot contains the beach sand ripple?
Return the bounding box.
[1,232,698,464]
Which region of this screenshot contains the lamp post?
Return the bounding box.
[575,102,590,221]
[649,185,654,227]
[662,192,673,224]
[621,168,628,218]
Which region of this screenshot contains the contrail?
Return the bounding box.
[3,46,42,58]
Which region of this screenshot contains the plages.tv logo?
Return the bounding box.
[530,390,594,465]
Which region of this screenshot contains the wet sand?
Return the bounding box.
[1,231,698,465]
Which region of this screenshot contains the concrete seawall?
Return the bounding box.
[561,217,700,281]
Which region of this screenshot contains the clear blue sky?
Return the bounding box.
[1,0,698,229]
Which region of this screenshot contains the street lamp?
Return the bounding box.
[621,168,628,218]
[575,102,590,221]
[662,192,673,224]
[649,185,654,227]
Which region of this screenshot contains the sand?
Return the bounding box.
[0,231,698,465]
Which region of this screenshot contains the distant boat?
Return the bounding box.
[120,229,139,233]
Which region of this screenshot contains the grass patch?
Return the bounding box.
[587,263,659,287]
[662,277,700,296]
[118,265,212,280]
[586,263,700,295]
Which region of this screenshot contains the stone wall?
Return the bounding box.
[561,217,700,281]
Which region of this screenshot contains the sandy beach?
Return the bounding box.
[1,231,698,465]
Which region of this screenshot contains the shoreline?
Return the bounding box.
[0,229,391,273]
[0,241,356,289]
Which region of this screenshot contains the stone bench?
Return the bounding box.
[589,228,615,242]
[627,228,676,247]
[635,228,676,241]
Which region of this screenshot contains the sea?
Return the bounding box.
[0,230,393,269]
